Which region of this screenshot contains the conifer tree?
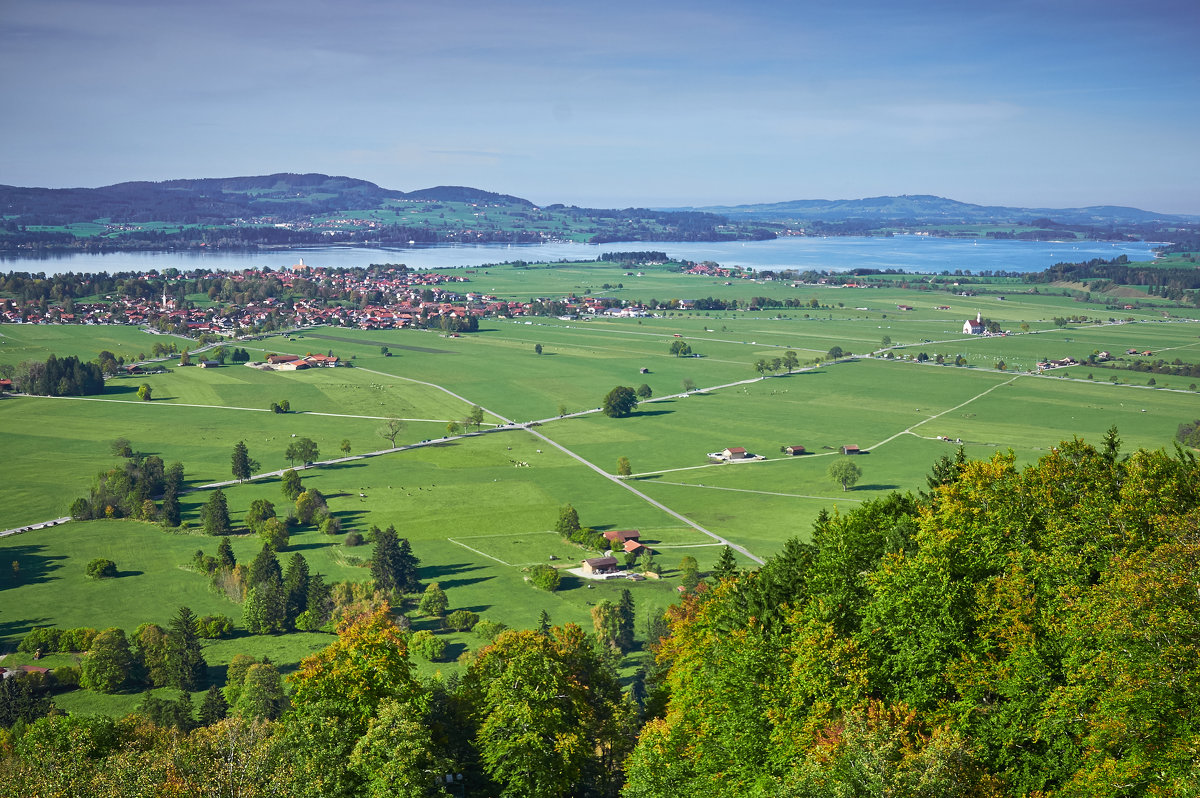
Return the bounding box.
[198,684,228,726]
[283,552,310,627]
[216,537,236,571]
[396,537,422,593]
[232,440,251,481]
[201,488,231,536]
[371,525,402,593]
[711,546,739,582]
[165,605,207,691]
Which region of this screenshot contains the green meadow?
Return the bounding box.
[3,269,1200,706]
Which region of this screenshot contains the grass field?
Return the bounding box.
[3,273,1200,710]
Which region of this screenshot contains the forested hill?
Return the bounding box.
[0,173,763,249]
[680,194,1198,226]
[0,174,527,225]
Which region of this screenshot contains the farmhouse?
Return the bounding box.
[623,540,646,555]
[603,529,641,544]
[581,556,620,576]
[784,445,806,455]
[963,312,984,335]
[723,447,748,460]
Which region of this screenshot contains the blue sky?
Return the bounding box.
[2,0,1198,213]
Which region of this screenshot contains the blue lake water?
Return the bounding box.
[0,236,1162,276]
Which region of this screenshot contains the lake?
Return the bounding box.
[0,236,1162,277]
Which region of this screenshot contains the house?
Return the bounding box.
[122,364,143,375]
[723,447,748,460]
[0,379,14,391]
[963,312,984,335]
[623,539,646,555]
[581,556,620,576]
[842,445,861,455]
[603,529,641,543]
[199,360,220,368]
[267,354,302,365]
[784,445,806,456]
[897,304,914,311]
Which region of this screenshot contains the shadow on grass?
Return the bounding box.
[103,384,139,396]
[441,640,469,662]
[633,409,673,417]
[115,570,144,578]
[420,562,486,580]
[854,484,900,492]
[0,616,54,649]
[439,574,495,591]
[0,545,68,590]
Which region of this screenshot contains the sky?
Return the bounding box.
[2,0,1198,213]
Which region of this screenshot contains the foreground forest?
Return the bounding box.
[1,432,1197,797]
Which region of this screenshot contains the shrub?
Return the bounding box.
[19,627,64,653]
[197,615,234,639]
[344,531,364,547]
[61,627,99,652]
[320,515,342,536]
[51,666,81,690]
[410,629,446,662]
[528,563,562,592]
[86,558,118,579]
[444,609,480,632]
[474,619,507,641]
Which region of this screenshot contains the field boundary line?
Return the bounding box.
[446,537,515,566]
[651,481,865,502]
[450,530,557,541]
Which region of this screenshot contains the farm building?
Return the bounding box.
[723,447,748,460]
[603,529,641,543]
[784,445,806,456]
[842,445,861,455]
[582,556,620,576]
[199,360,220,368]
[623,540,646,555]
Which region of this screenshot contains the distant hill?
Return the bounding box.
[675,194,1198,226]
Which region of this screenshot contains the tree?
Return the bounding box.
[348,699,450,798]
[418,582,448,617]
[340,438,352,454]
[294,489,326,525]
[232,441,251,482]
[165,605,207,691]
[371,526,403,594]
[602,385,638,418]
[80,627,132,693]
[783,350,800,372]
[680,556,701,592]
[242,575,286,635]
[467,626,634,798]
[285,437,319,467]
[395,537,422,594]
[555,504,581,535]
[616,589,636,653]
[682,377,696,393]
[881,335,892,348]
[202,488,232,536]
[636,383,652,399]
[592,600,622,650]
[86,558,117,579]
[132,623,170,688]
[445,420,460,436]
[467,405,485,431]
[669,340,692,357]
[244,498,277,534]
[827,345,844,359]
[617,456,632,477]
[110,437,133,458]
[529,563,562,592]
[534,343,543,355]
[283,553,311,628]
[829,457,863,491]
[258,517,289,551]
[378,418,405,448]
[217,538,236,571]
[281,468,302,501]
[198,684,228,726]
[755,358,768,377]
[137,383,152,401]
[234,662,286,721]
[711,546,738,582]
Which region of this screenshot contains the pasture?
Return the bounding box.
[3,280,1199,704]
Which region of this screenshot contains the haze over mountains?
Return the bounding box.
[1,173,1195,228]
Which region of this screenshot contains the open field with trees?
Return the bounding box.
[2,256,1200,794]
